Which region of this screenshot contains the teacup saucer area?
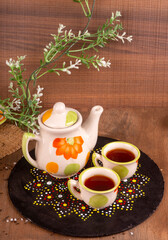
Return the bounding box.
[8,136,164,237]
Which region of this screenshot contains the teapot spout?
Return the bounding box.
[82,106,103,150]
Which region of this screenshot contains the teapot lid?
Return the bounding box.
[42,102,78,128]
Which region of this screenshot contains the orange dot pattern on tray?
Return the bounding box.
[53,136,84,160]
[46,162,59,174]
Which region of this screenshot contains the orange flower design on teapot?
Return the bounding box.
[53,136,84,160]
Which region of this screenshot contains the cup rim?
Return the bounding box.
[79,167,120,194]
[102,141,141,165]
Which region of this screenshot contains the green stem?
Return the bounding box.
[80,2,87,16]
[20,85,26,98]
[36,71,49,79]
[67,54,81,60]
[85,0,91,16]
[34,67,42,79]
[69,42,98,53]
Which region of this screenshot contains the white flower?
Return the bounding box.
[111,12,115,20]
[98,58,111,68]
[44,42,52,53]
[17,55,26,61]
[83,30,90,37]
[33,85,44,107]
[6,56,26,68]
[33,85,44,99]
[37,85,44,96]
[11,98,21,111]
[78,30,82,37]
[62,59,81,75]
[115,11,121,17]
[111,11,121,21]
[15,61,20,68]
[51,34,57,41]
[68,29,75,38]
[36,98,42,104]
[117,32,133,44]
[69,59,81,69]
[8,82,13,89]
[118,32,126,43]
[6,58,14,67]
[127,35,133,42]
[62,68,71,75]
[58,24,66,34]
[46,43,52,49]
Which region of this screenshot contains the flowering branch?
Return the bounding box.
[0,57,43,132]
[26,0,96,97]
[0,0,133,132]
[28,10,132,83]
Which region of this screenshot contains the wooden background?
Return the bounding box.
[0,0,168,109]
[0,2,168,239]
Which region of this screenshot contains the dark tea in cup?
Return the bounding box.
[92,141,140,180]
[106,148,135,163]
[84,175,115,191]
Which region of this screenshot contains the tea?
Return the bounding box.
[84,175,115,191]
[106,148,135,163]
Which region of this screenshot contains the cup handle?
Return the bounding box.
[22,132,40,168]
[68,179,82,200]
[92,152,104,167]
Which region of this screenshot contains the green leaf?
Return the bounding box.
[89,56,95,60]
[40,59,43,66]
[10,77,16,81]
[12,94,18,98]
[81,59,88,65]
[93,47,98,52]
[47,69,55,73]
[55,72,60,76]
[110,18,113,24]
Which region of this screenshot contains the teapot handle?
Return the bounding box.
[22,132,40,168]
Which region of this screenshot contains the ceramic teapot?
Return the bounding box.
[22,102,103,178]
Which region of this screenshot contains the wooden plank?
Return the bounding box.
[0,0,168,108]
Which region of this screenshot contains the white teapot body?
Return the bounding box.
[22,103,103,178]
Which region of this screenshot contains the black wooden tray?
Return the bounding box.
[8,136,164,237]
